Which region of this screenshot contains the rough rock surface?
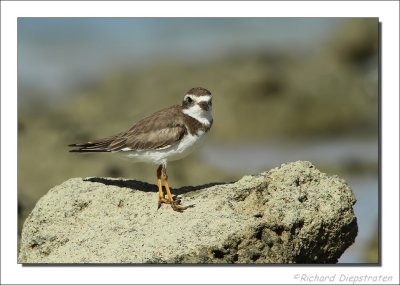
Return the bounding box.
[18,161,357,264]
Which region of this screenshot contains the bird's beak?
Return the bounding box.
[198,102,210,111]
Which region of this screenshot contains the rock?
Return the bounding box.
[18,161,357,263]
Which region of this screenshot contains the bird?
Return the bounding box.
[68,87,213,212]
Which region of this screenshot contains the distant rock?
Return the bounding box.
[18,161,357,263]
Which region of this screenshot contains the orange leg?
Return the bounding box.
[157,165,169,208]
[157,164,188,212]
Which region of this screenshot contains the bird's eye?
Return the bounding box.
[185,97,193,103]
[209,99,212,106]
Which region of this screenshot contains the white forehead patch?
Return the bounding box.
[185,95,212,103]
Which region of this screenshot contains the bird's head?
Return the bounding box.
[182,87,213,126]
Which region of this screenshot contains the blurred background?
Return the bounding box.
[18,18,378,263]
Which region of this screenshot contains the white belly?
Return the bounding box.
[120,130,208,165]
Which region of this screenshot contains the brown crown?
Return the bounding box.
[186,87,212,96]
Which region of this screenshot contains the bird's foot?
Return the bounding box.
[171,201,189,213]
[157,197,168,209]
[157,196,181,209]
[172,200,195,212]
[157,196,193,212]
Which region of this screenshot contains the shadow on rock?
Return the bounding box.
[84,177,226,196]
[84,177,158,193]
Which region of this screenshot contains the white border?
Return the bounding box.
[1,1,399,284]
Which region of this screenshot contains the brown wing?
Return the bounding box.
[109,105,186,151]
[69,105,187,152]
[108,126,186,151]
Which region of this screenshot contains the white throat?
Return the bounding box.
[182,104,213,126]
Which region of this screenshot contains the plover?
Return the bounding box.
[69,87,213,212]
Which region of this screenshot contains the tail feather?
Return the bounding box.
[69,148,110,153]
[68,139,115,153]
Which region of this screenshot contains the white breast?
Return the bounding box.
[122,130,207,164]
[170,129,207,161]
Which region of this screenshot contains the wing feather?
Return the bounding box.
[69,106,187,153]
